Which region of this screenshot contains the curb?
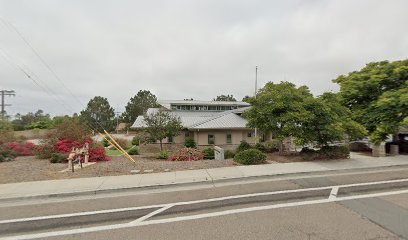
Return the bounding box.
[1,164,408,204]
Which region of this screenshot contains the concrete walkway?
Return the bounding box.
[0,153,406,202]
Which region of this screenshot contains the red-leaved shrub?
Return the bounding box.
[168,148,204,161]
[54,139,83,154]
[55,139,110,162]
[3,142,36,156]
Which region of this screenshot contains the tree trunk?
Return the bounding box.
[159,139,163,151]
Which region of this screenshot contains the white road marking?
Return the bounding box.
[2,188,408,240]
[2,177,408,225]
[129,205,172,224]
[2,166,407,208]
[329,186,339,200]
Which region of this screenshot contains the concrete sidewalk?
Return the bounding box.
[0,153,407,202]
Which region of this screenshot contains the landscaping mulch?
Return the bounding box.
[0,153,331,184]
[0,156,237,184]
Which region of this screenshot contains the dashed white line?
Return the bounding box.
[129,205,172,224]
[2,178,408,225]
[2,178,408,240]
[2,189,408,240]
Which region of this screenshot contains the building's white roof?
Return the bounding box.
[131,106,251,130]
[158,100,250,110]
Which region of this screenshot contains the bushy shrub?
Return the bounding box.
[88,147,110,162]
[300,147,317,154]
[202,148,214,159]
[101,137,110,147]
[319,145,350,159]
[300,146,349,161]
[112,138,129,150]
[131,136,141,146]
[237,140,252,152]
[349,142,371,152]
[3,142,35,156]
[157,150,168,159]
[233,149,267,165]
[224,150,235,159]
[50,153,66,163]
[184,137,196,148]
[0,120,15,144]
[127,147,139,155]
[264,140,281,152]
[0,147,17,162]
[255,143,267,152]
[35,138,57,159]
[53,118,90,143]
[168,148,204,161]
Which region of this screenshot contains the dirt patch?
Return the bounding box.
[0,156,237,184]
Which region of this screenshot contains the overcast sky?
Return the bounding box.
[0,0,407,116]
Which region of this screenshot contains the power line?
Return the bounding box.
[0,17,116,139]
[0,47,76,114]
[0,16,86,109]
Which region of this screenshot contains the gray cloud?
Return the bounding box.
[0,0,407,116]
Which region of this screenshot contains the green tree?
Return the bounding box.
[245,82,365,152]
[80,96,115,132]
[143,111,183,151]
[122,90,159,124]
[0,119,15,144]
[242,95,252,103]
[300,93,366,146]
[245,82,313,152]
[333,60,408,143]
[213,94,237,101]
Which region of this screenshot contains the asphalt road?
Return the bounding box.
[1,167,408,240]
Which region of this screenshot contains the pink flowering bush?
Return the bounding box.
[3,142,35,156]
[168,148,204,161]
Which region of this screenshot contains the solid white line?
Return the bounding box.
[0,205,164,224]
[129,205,172,224]
[3,189,408,240]
[2,177,408,225]
[329,186,339,200]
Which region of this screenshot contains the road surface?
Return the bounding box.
[1,166,408,240]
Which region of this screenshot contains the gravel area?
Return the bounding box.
[0,156,238,184]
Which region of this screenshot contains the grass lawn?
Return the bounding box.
[105,149,124,157]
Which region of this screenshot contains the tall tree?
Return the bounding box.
[122,90,159,124]
[213,94,237,102]
[242,95,252,103]
[245,82,366,151]
[80,96,115,132]
[300,93,366,146]
[245,82,313,152]
[143,111,183,151]
[333,60,408,143]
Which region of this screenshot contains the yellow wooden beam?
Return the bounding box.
[103,130,136,163]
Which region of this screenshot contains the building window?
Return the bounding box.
[185,132,191,138]
[168,136,173,143]
[208,134,215,144]
[226,133,232,144]
[247,132,252,138]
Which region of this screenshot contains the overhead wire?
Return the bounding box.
[0,16,86,109]
[0,16,136,163]
[0,47,76,114]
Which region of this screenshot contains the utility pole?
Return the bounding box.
[254,66,258,144]
[0,90,15,120]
